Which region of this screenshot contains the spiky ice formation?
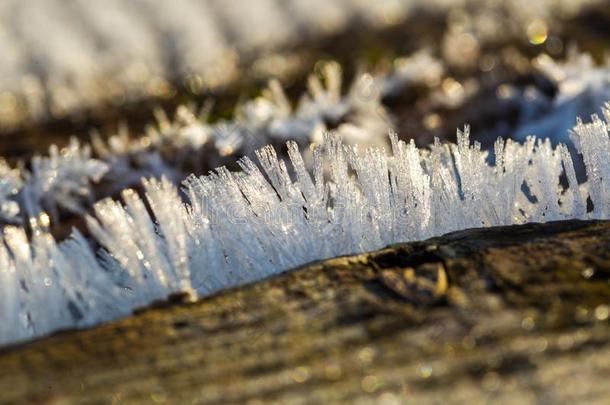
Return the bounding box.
[6,53,610,230]
[1,62,393,228]
[1,104,610,346]
[513,52,610,144]
[0,139,107,225]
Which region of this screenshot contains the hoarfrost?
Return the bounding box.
[2,104,610,346]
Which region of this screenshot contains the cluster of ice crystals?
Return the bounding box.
[0,61,399,232]
[513,52,610,144]
[2,104,610,346]
[236,62,392,148]
[0,139,107,227]
[570,106,610,219]
[0,225,129,344]
[87,63,392,200]
[26,139,108,219]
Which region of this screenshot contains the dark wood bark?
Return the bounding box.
[1,220,609,404]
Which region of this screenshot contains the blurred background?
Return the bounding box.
[0,0,607,152]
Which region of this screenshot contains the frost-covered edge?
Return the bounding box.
[1,103,610,345]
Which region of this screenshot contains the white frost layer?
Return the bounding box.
[1,104,610,345]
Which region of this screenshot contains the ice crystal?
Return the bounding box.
[6,53,609,231]
[0,226,130,343]
[1,104,610,346]
[513,52,610,144]
[0,62,394,230]
[83,63,392,216]
[26,139,108,219]
[237,62,392,148]
[0,160,22,222]
[0,139,107,227]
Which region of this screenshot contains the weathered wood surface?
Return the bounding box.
[0,220,609,404]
